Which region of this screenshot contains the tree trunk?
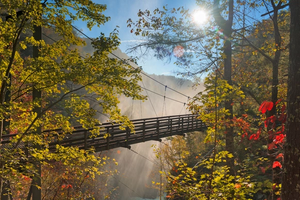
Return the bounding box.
[268,2,281,199]
[224,39,235,177]
[213,0,235,198]
[281,0,300,199]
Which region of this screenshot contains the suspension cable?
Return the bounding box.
[70,25,192,99]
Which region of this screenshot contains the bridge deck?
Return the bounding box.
[1,114,206,152]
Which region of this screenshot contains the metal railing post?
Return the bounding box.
[84,131,88,150]
[106,127,110,150]
[126,127,130,147]
[156,118,160,140]
[143,120,145,142]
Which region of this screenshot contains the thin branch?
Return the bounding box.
[261,2,289,17]
[0,17,26,104]
[239,85,261,105]
[235,32,274,64]
[12,70,36,97]
[14,83,93,148]
[262,0,274,19]
[11,87,32,102]
[127,32,214,53]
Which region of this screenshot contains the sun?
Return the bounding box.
[192,9,208,25]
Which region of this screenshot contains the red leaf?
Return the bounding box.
[266,101,274,111]
[259,102,266,113]
[281,104,286,112]
[275,134,285,144]
[264,119,269,128]
[279,112,286,123]
[256,127,261,139]
[260,166,266,174]
[259,101,274,114]
[249,128,262,140]
[276,153,284,159]
[242,132,248,138]
[275,99,282,105]
[269,116,276,123]
[272,161,282,169]
[249,134,255,140]
[23,175,31,181]
[268,142,276,150]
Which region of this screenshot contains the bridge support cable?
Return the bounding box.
[39,30,192,119]
[140,86,186,104]
[140,100,143,118]
[179,103,185,115]
[42,31,187,117]
[131,99,134,119]
[44,26,196,118]
[70,25,194,103]
[186,97,190,114]
[161,85,167,116]
[141,80,158,117]
[164,85,167,116]
[129,149,159,166]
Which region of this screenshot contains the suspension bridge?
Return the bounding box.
[1,114,206,152]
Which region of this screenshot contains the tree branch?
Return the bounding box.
[127,32,215,53]
[14,83,93,148]
[0,17,26,104]
[235,32,274,64]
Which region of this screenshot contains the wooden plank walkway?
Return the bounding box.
[1,114,206,152]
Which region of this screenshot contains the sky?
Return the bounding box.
[75,0,200,75]
[74,0,270,76]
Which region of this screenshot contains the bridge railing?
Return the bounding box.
[1,114,206,152]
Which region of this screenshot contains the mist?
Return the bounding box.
[77,39,205,199]
[96,48,205,199]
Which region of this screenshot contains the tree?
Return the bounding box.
[237,2,289,198]
[128,0,237,177]
[210,1,236,186]
[281,0,300,198]
[0,0,144,198]
[128,1,292,198]
[231,5,290,197]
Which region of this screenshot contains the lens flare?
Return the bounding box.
[173,45,185,57]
